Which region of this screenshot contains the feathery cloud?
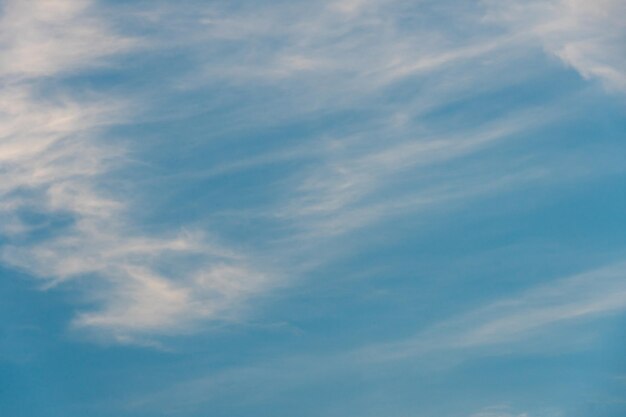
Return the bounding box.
[485,0,626,92]
[0,0,265,343]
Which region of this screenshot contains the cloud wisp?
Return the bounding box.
[484,0,626,92]
[0,0,265,343]
[360,262,626,361]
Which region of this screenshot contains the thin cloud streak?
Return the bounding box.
[360,262,626,361]
[279,105,562,238]
[485,0,626,92]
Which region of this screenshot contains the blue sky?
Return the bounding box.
[1,0,626,416]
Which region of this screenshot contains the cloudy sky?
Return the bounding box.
[1,0,625,416]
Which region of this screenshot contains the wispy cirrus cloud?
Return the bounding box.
[360,261,626,361]
[0,0,265,343]
[484,0,626,92]
[179,0,520,100]
[143,1,545,241]
[2,0,624,346]
[157,0,619,246]
[126,260,626,415]
[279,105,560,238]
[0,0,137,78]
[2,2,625,416]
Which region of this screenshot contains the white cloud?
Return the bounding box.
[148,0,604,259]
[151,1,586,246]
[484,0,626,92]
[0,0,137,78]
[0,0,266,343]
[173,0,517,97]
[2,0,622,345]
